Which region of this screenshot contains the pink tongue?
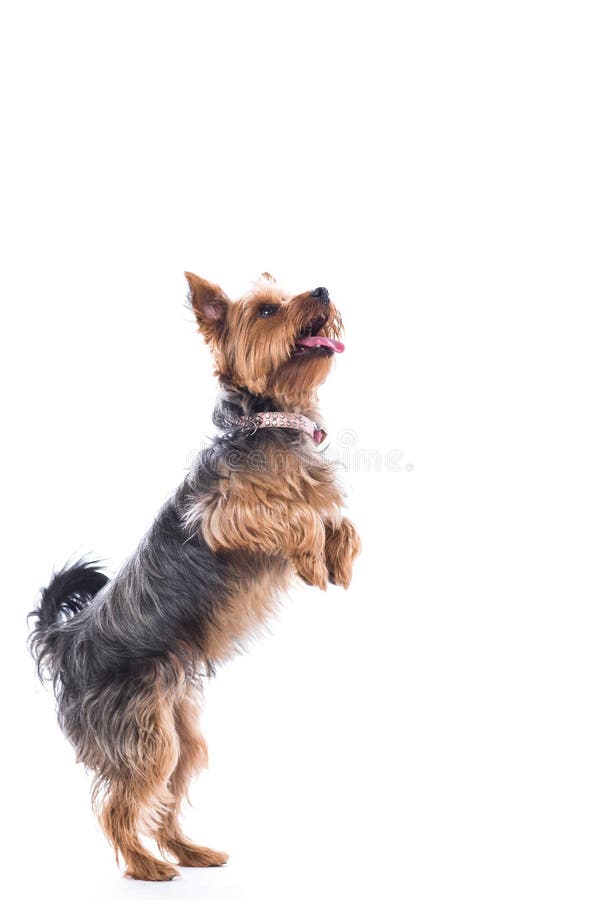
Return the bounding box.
[296,335,345,353]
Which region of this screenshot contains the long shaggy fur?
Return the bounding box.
[28,271,360,881]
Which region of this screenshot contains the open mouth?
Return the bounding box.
[293,315,345,356]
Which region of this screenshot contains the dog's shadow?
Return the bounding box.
[88,866,245,900]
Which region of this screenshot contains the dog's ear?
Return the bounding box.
[184,272,230,342]
[260,272,276,282]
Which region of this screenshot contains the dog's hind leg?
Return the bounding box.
[155,685,229,868]
[95,680,181,881]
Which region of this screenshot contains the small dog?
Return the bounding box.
[28,272,361,881]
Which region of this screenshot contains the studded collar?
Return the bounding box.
[230,411,327,445]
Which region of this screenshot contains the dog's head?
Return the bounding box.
[185,272,344,408]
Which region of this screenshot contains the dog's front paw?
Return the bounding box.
[325,518,361,589]
[294,553,329,591]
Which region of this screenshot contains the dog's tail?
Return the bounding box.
[27,559,109,683]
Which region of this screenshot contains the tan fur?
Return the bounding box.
[182,272,360,664]
[202,563,291,664]
[185,273,343,408]
[155,684,228,868]
[97,675,183,881]
[78,273,360,881]
[325,518,362,589]
[187,443,359,668]
[192,445,346,591]
[94,663,226,881]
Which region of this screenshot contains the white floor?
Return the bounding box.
[49,865,246,900]
[12,461,600,899]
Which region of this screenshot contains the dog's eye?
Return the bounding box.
[259,304,280,317]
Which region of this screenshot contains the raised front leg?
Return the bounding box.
[201,494,329,591]
[325,518,361,589]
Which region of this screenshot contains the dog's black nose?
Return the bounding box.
[311,286,329,303]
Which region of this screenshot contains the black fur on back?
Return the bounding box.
[26,384,315,763]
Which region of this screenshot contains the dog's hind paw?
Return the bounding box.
[125,860,180,881]
[171,843,229,868]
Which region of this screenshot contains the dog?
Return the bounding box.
[28,272,361,881]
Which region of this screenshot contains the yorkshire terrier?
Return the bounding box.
[28,272,361,881]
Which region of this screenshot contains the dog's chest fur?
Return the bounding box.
[184,435,344,664]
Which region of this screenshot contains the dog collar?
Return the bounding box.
[231,412,327,445]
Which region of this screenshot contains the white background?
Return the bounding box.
[2,2,599,898]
